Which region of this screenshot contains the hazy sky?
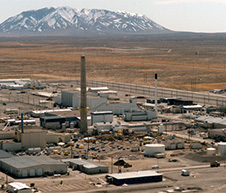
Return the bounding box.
[0,0,225,32]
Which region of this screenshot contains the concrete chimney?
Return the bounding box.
[80,55,87,134]
[155,73,158,117]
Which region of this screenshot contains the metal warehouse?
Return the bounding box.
[63,158,108,174]
[0,156,67,178]
[106,170,162,185]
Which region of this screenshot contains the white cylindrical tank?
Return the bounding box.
[158,124,164,134]
[218,142,226,156]
[207,148,216,156]
[144,144,165,157]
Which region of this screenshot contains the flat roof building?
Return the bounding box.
[106,170,162,185]
[63,158,108,174]
[0,156,67,178]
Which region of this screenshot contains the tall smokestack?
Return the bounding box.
[155,73,158,117]
[80,55,87,134]
[21,113,24,133]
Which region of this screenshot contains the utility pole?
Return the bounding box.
[111,156,113,174]
[80,56,87,134]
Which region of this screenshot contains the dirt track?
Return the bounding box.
[0,34,226,91]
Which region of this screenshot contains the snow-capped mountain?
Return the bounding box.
[0,7,171,35]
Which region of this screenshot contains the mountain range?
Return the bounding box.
[0,7,171,35]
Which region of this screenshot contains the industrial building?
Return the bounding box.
[166,142,184,150]
[61,90,107,109]
[95,97,139,115]
[0,156,67,178]
[123,110,156,121]
[196,116,226,129]
[59,91,139,115]
[217,142,226,156]
[159,98,193,106]
[0,79,44,90]
[93,122,114,133]
[91,111,113,125]
[40,116,66,130]
[208,129,226,141]
[0,140,22,152]
[42,110,91,128]
[63,159,108,174]
[122,123,148,132]
[106,170,162,185]
[0,126,71,151]
[46,132,71,144]
[30,109,72,118]
[16,129,47,150]
[8,182,31,193]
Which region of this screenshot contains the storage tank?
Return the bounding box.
[144,144,165,157]
[218,142,226,156]
[207,148,216,156]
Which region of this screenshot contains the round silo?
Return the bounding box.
[144,144,165,157]
[207,148,216,156]
[217,142,226,156]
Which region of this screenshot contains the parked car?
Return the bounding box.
[152,165,159,169]
[210,161,220,167]
[181,169,190,176]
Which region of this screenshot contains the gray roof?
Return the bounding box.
[0,150,14,159]
[107,170,162,180]
[63,158,107,169]
[0,156,66,169]
[196,116,226,125]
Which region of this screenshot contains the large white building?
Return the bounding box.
[61,91,107,110]
[60,91,139,115]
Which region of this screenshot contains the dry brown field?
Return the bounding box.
[0,33,226,91]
